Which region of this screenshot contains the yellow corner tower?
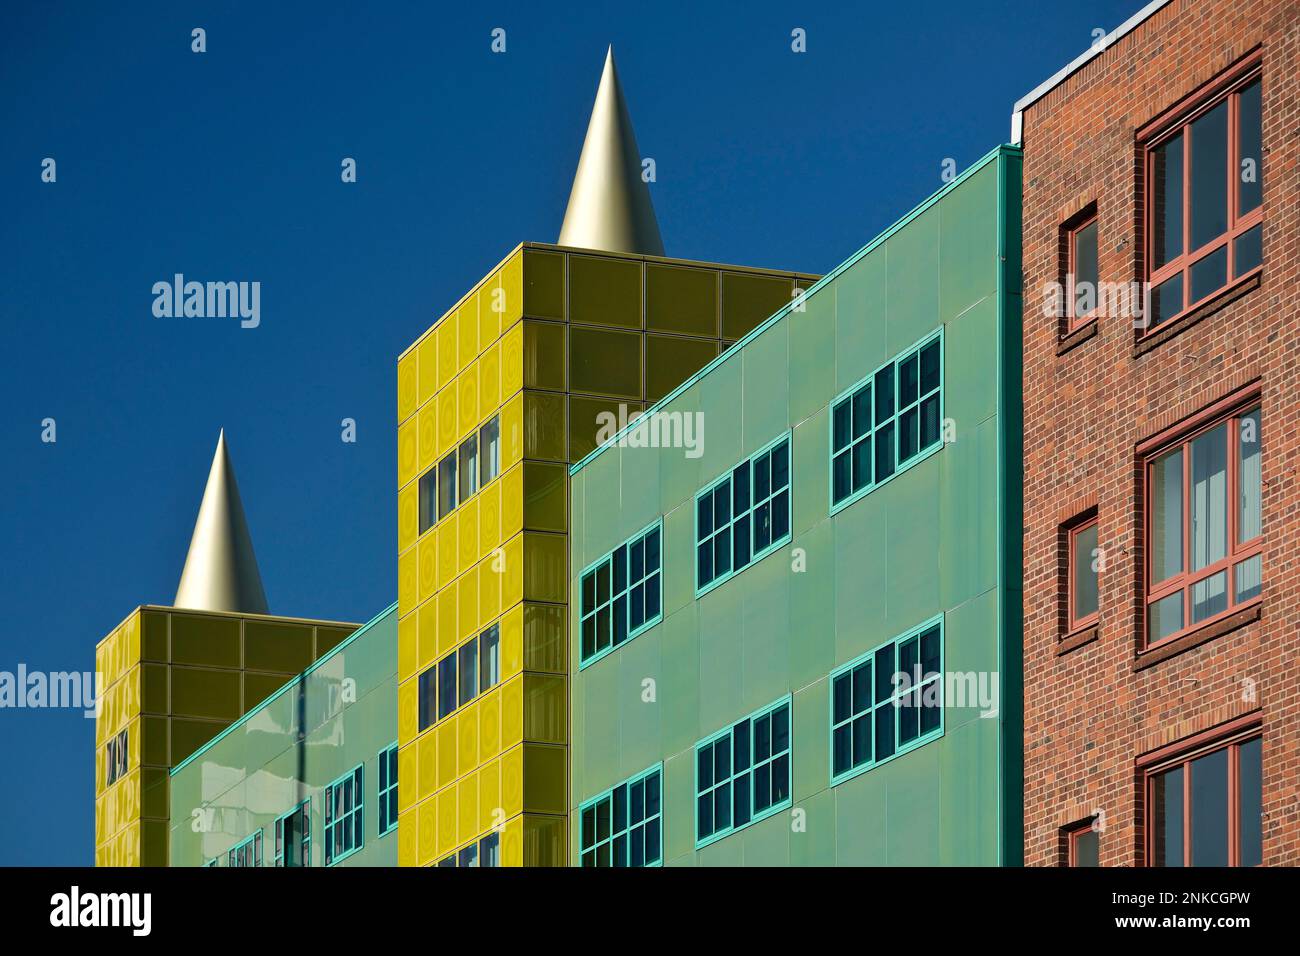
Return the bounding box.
[394,47,818,867]
[94,432,359,866]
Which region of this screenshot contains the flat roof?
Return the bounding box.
[1010,0,1173,144]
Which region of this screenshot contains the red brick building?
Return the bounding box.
[1016,0,1299,866]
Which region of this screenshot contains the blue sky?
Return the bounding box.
[0,0,1137,864]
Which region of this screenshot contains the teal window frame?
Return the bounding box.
[273,798,312,867]
[377,741,399,838]
[324,763,364,865]
[578,763,664,867]
[695,432,792,597]
[829,614,945,787]
[578,518,664,670]
[227,829,263,867]
[694,695,792,849]
[830,328,944,515]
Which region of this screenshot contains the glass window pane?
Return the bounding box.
[1073,523,1099,622]
[1191,569,1227,623]
[1238,409,1261,543]
[437,653,456,719]
[1237,80,1262,216]
[459,435,479,501]
[1190,746,1229,866]
[479,625,500,691]
[418,469,437,533]
[1190,423,1228,571]
[898,353,919,407]
[919,394,940,451]
[1151,132,1184,269]
[874,421,895,482]
[851,434,872,492]
[1152,765,1184,867]
[479,417,500,485]
[1149,271,1184,328]
[833,400,852,452]
[1073,219,1098,318]
[1190,101,1228,250]
[1073,828,1099,867]
[1189,245,1227,305]
[437,453,457,518]
[853,384,872,439]
[1238,737,1262,867]
[1148,590,1184,644]
[697,493,713,539]
[874,365,894,424]
[458,640,478,706]
[919,341,940,395]
[1234,555,1261,604]
[1151,447,1184,583]
[833,451,852,504]
[1233,224,1262,276]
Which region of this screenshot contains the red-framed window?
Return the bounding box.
[1142,398,1261,648]
[1066,212,1099,330]
[1065,818,1100,867]
[1142,59,1262,331]
[1066,514,1100,633]
[1141,720,1262,867]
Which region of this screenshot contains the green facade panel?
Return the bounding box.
[569,146,1023,866]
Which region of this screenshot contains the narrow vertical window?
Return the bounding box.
[479,416,501,486]
[1065,820,1100,867]
[437,652,456,720]
[459,433,479,501]
[418,467,437,534]
[1067,515,1100,632]
[377,744,399,838]
[437,452,457,519]
[1068,214,1099,327]
[479,624,501,692]
[458,637,478,706]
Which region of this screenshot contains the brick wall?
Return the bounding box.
[1021,0,1300,866]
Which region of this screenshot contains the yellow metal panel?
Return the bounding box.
[417,602,437,672]
[477,271,502,348]
[95,746,106,797]
[436,719,457,790]
[479,340,501,414]
[500,464,524,540]
[524,390,567,462]
[524,320,566,390]
[457,365,479,436]
[437,786,457,857]
[436,312,457,390]
[501,745,524,818]
[458,301,478,368]
[418,731,437,801]
[123,614,141,669]
[436,587,458,659]
[458,494,479,568]
[523,532,568,604]
[500,322,524,399]
[418,533,437,603]
[398,482,417,553]
[436,514,457,592]
[501,250,524,331]
[398,350,418,423]
[398,614,417,683]
[398,417,418,489]
[417,332,438,408]
[523,814,567,866]
[501,604,524,681]
[478,553,501,625]
[398,806,418,867]
[398,746,417,813]
[501,534,524,612]
[458,699,479,775]
[398,547,417,617]
[501,393,523,471]
[436,387,456,461]
[417,798,436,867]
[458,773,478,845]
[479,758,501,833]
[418,402,437,477]
[478,478,501,554]
[458,567,478,645]
[479,685,501,762]
[523,603,565,674]
[523,675,567,745]
[502,816,523,867]
[501,675,524,751]
[524,461,567,532]
[398,678,418,747]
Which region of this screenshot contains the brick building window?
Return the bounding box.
[1065,210,1099,330]
[1143,399,1261,647]
[1141,720,1262,867]
[1066,513,1100,633]
[1142,61,1262,331]
[1063,818,1099,867]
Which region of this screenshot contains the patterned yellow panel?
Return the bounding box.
[478,554,501,626]
[398,746,417,813]
[437,388,457,462]
[398,417,418,490]
[436,787,457,857]
[458,774,478,845]
[398,614,417,684]
[500,465,524,540]
[500,322,524,400]
[436,719,457,789]
[501,605,524,681]
[478,479,501,554]
[417,798,436,867]
[95,745,106,797]
[477,270,502,349]
[418,731,437,801]
[120,822,141,867]
[458,495,479,569]
[478,758,501,833]
[479,686,501,762]
[94,632,111,690]
[500,250,524,331]
[121,666,141,726]
[417,603,437,672]
[458,300,478,368]
[418,534,437,603]
[479,340,501,415]
[398,482,417,553]
[501,534,524,612]
[398,807,418,867]
[435,515,457,592]
[458,700,479,775]
[502,816,523,867]
[500,394,524,471]
[500,675,524,751]
[458,366,479,436]
[123,614,141,668]
[436,587,458,659]
[121,768,141,824]
[501,745,524,818]
[458,566,478,644]
[398,350,418,423]
[417,332,438,408]
[398,679,418,747]
[417,402,437,476]
[127,715,142,768]
[436,312,457,390]
[398,548,417,617]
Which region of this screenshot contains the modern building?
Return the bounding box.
[169,603,398,867]
[567,145,1024,865]
[94,432,359,865]
[1016,0,1296,865]
[392,48,817,867]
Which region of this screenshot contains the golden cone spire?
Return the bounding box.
[173,430,269,614]
[558,46,665,256]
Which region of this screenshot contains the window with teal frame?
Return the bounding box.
[274,799,311,867]
[227,829,263,867]
[377,742,399,837]
[324,764,364,865]
[579,519,663,668]
[579,763,663,866]
[830,615,944,786]
[695,433,791,596]
[695,696,791,848]
[831,329,943,513]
